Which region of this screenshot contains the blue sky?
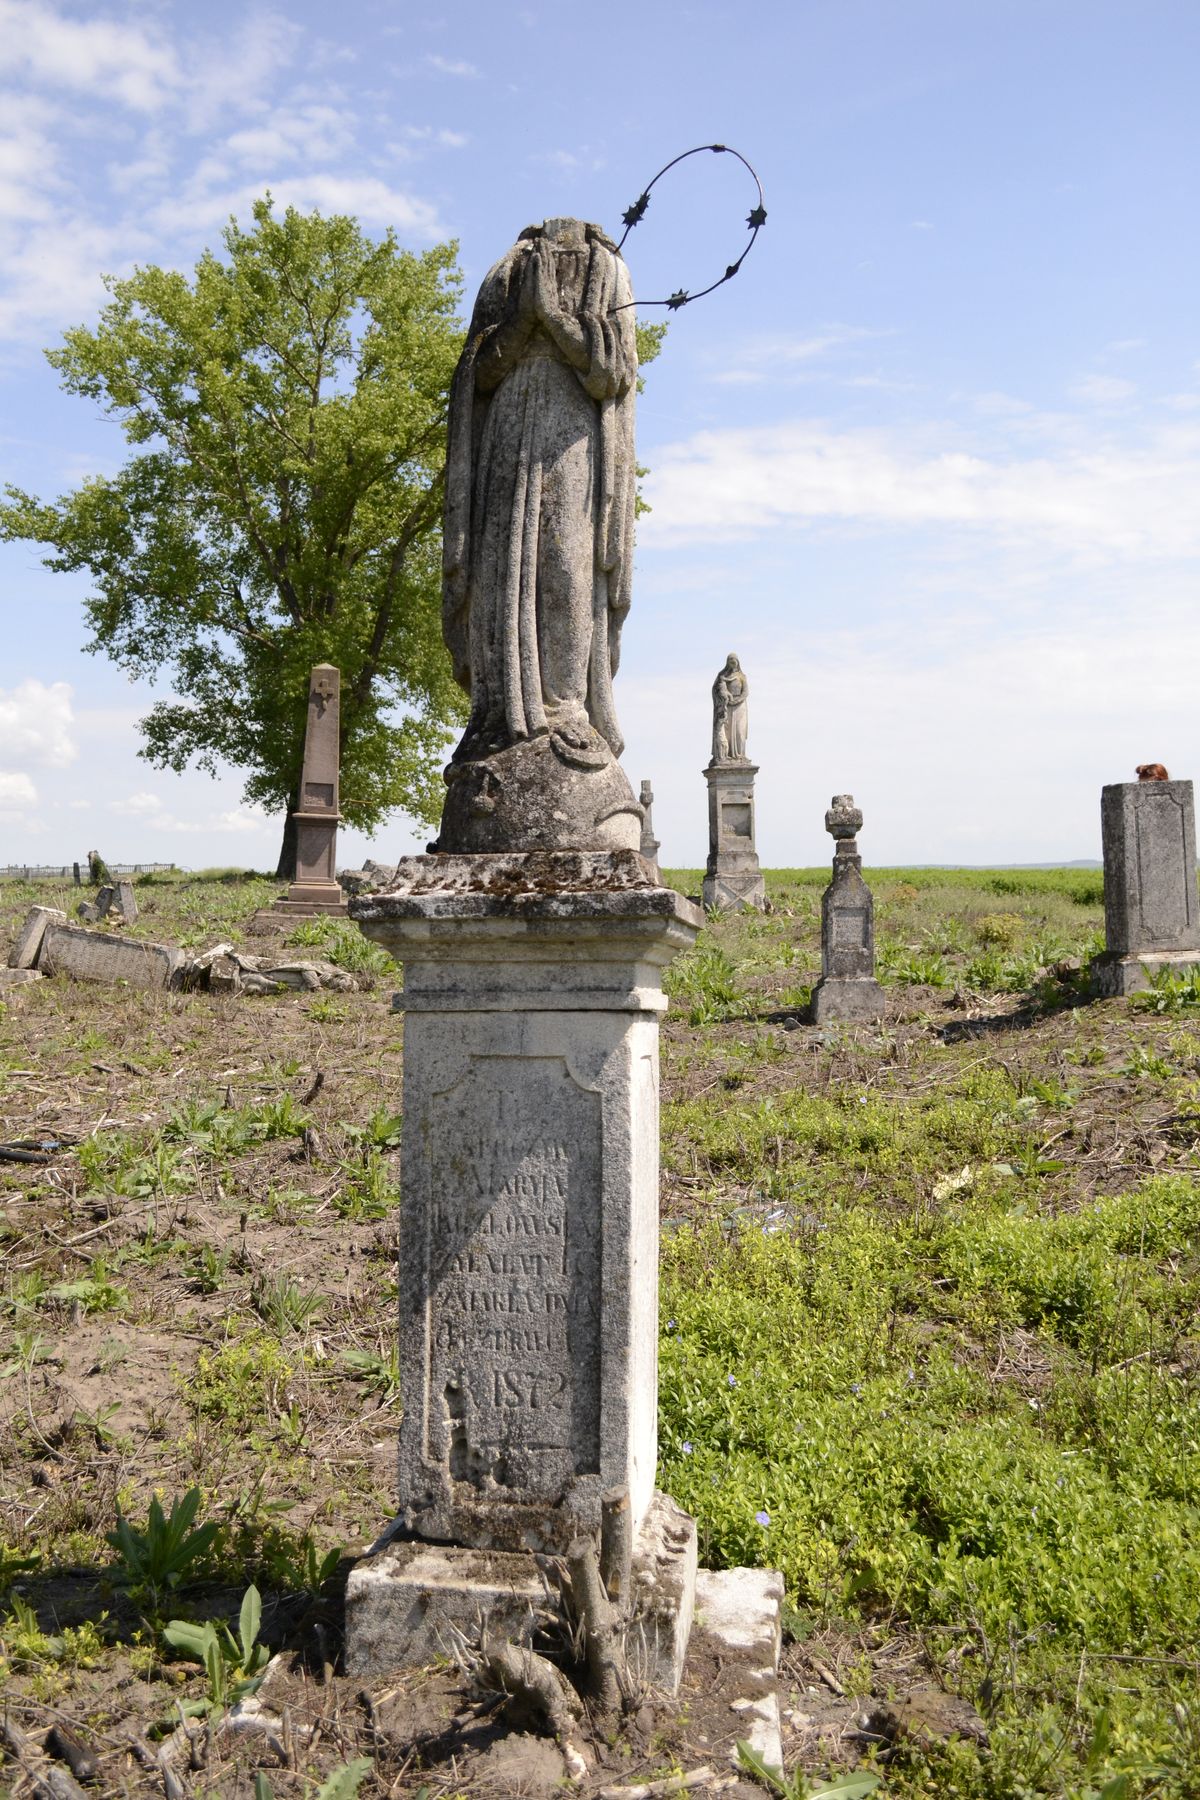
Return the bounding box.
[2,0,1199,869]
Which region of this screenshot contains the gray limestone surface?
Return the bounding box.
[811,795,884,1025]
[9,905,66,970]
[694,1566,785,1771]
[277,665,348,915]
[343,1541,548,1677]
[115,879,138,923]
[702,762,766,914]
[1101,780,1200,953]
[438,218,640,854]
[39,924,183,990]
[638,779,661,881]
[351,859,700,1558]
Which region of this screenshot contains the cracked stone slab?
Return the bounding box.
[694,1567,785,1773]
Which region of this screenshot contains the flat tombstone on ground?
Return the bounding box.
[1095,778,1200,995]
[810,795,885,1025]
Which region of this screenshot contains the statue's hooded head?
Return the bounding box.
[725,653,741,671]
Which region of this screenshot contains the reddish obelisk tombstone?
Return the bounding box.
[274,664,348,916]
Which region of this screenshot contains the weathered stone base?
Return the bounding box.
[0,968,43,988]
[811,976,886,1023]
[693,1566,785,1772]
[437,733,643,854]
[1093,950,1200,997]
[344,1540,550,1677]
[702,869,767,913]
[344,1491,698,1692]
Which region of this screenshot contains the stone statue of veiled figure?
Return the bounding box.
[438,217,643,852]
[711,654,749,764]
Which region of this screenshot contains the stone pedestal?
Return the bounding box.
[273,664,348,917]
[702,761,766,913]
[1095,779,1200,995]
[344,851,701,1680]
[811,795,885,1025]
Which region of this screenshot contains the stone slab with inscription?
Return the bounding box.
[810,795,885,1025]
[1095,779,1200,995]
[702,762,767,913]
[344,851,701,1681]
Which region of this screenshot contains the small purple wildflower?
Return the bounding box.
[850,1382,862,1396]
[755,1509,770,1528]
[681,1440,693,1456]
[727,1374,738,1389]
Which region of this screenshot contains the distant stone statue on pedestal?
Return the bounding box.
[810,795,885,1024]
[702,653,766,913]
[273,664,348,917]
[1094,775,1200,994]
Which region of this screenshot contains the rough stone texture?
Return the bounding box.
[638,780,661,881]
[627,1490,697,1695]
[437,218,639,855]
[9,905,65,970]
[39,924,183,990]
[77,885,114,924]
[0,968,43,987]
[811,795,885,1025]
[702,763,766,913]
[343,1540,550,1676]
[710,655,750,764]
[115,880,138,923]
[349,859,700,1557]
[276,665,348,915]
[1094,780,1200,994]
[693,1566,785,1772]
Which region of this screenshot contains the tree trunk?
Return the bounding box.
[275,798,299,882]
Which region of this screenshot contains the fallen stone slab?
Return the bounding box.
[40,923,184,991]
[0,968,44,988]
[693,1566,785,1774]
[9,905,66,969]
[78,884,115,924]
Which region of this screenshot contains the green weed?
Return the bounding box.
[106,1487,219,1608]
[163,1583,269,1715]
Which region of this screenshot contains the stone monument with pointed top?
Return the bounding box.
[639,778,661,880]
[811,795,885,1024]
[273,664,348,917]
[702,653,766,912]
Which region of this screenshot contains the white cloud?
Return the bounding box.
[0,678,76,766]
[710,326,889,386]
[0,770,37,812]
[109,790,271,836]
[423,53,479,77]
[223,102,354,168]
[640,418,1200,558]
[0,0,179,110]
[1070,373,1136,405]
[160,173,442,240]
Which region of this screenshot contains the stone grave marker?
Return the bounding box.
[271,664,348,917]
[346,215,703,1689]
[1095,777,1200,995]
[639,778,661,879]
[702,653,766,912]
[810,795,885,1024]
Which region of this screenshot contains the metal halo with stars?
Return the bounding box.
[609,143,767,312]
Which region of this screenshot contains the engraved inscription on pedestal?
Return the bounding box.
[418,1055,601,1510]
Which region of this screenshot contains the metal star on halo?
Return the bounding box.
[622,193,651,229]
[747,204,767,229]
[666,289,690,311]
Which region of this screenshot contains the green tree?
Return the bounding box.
[0,198,467,877]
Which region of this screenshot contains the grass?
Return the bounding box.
[1,864,1198,1796]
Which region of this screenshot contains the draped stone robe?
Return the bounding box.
[442,221,638,766]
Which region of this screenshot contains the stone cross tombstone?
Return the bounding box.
[345,216,703,1689]
[702,653,766,912]
[1095,778,1200,994]
[639,778,661,879]
[273,664,348,916]
[810,795,885,1024]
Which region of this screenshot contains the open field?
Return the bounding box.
[1,866,1198,1798]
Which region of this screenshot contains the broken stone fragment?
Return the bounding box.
[9,905,66,970]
